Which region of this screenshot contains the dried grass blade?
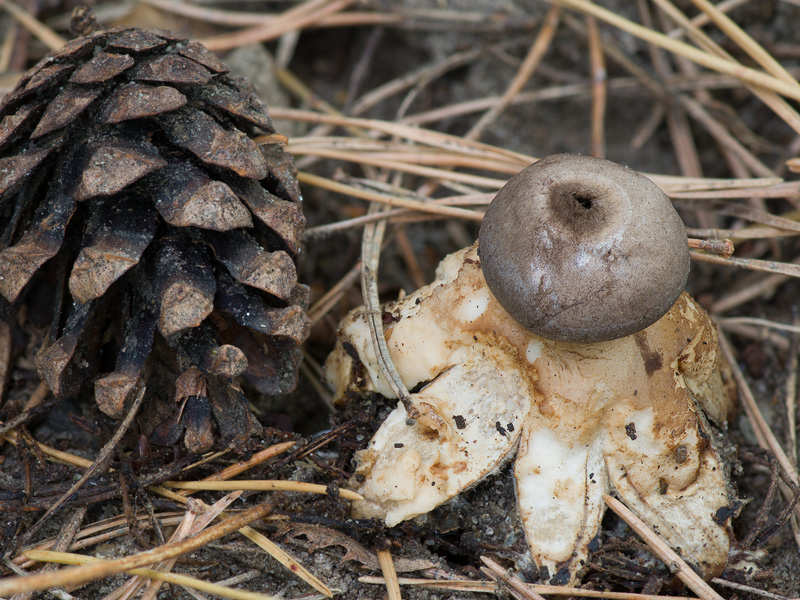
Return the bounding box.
[686,226,788,241]
[548,0,800,101]
[361,203,416,417]
[687,0,799,88]
[308,261,361,325]
[466,5,561,141]
[715,205,800,234]
[651,0,800,137]
[690,252,800,278]
[360,573,708,600]
[669,182,800,199]
[358,575,495,593]
[0,0,65,51]
[138,0,278,27]
[117,504,200,600]
[480,556,546,600]
[176,442,295,497]
[297,172,483,221]
[602,495,724,600]
[235,525,333,598]
[26,386,146,541]
[200,0,358,51]
[587,14,607,158]
[288,147,507,188]
[2,429,93,469]
[377,548,402,600]
[717,317,800,336]
[24,550,277,600]
[718,332,800,523]
[0,502,274,595]
[147,488,334,597]
[162,479,363,500]
[270,108,534,163]
[654,177,783,191]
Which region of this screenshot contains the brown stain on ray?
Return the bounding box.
[633,332,663,376]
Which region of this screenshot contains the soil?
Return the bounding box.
[2,0,800,598]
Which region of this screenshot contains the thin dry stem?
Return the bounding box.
[26,550,277,600]
[376,548,402,600]
[297,172,483,221]
[602,495,724,600]
[587,15,607,158]
[480,557,547,600]
[200,0,358,52]
[174,442,295,497]
[688,238,734,258]
[466,5,561,141]
[718,331,800,526]
[0,502,275,596]
[550,0,800,101]
[162,479,363,500]
[690,252,800,279]
[0,0,65,51]
[24,386,146,542]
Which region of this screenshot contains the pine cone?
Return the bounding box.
[0,28,309,450]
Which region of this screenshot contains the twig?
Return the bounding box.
[0,0,65,51]
[0,502,276,595]
[23,386,146,542]
[2,429,93,469]
[360,203,417,418]
[549,0,800,101]
[602,495,724,600]
[297,172,483,221]
[710,577,789,600]
[174,442,296,497]
[200,0,358,52]
[359,573,708,599]
[479,557,546,600]
[687,238,734,258]
[162,479,363,500]
[687,0,799,90]
[26,550,278,600]
[586,15,607,158]
[376,544,402,600]
[466,5,561,141]
[308,261,362,325]
[690,252,800,279]
[716,317,800,336]
[269,108,533,163]
[289,147,507,188]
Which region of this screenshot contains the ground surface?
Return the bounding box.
[2,0,800,598]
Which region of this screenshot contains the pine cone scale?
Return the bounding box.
[0,189,74,302]
[74,140,167,201]
[70,52,135,84]
[31,87,101,138]
[156,109,268,178]
[95,308,156,418]
[176,42,229,74]
[133,55,212,86]
[0,148,52,196]
[1,103,44,148]
[106,29,167,53]
[99,83,187,124]
[153,163,253,231]
[68,202,157,303]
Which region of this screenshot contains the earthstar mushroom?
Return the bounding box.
[326,155,736,585]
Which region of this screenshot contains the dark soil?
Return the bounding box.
[2,0,800,598]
